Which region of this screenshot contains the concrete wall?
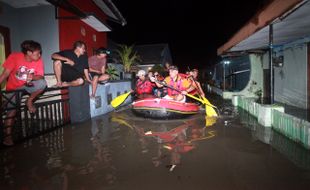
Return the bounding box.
[0,3,59,74]
[18,6,59,74]
[90,80,132,117]
[222,54,264,99]
[223,40,308,109]
[0,2,21,54]
[273,44,307,108]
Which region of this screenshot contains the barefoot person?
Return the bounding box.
[0,40,47,145]
[87,47,110,98]
[52,40,89,87]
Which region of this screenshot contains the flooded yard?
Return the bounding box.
[1,100,310,190]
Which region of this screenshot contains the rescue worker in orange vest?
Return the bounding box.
[188,68,205,98]
[151,65,195,102]
[135,69,155,99]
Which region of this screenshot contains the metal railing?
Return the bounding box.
[0,87,70,145]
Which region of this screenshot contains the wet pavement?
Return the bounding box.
[1,98,310,190]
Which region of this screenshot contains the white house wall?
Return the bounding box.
[0,3,59,74]
[223,54,263,99]
[273,44,307,109]
[0,2,21,56]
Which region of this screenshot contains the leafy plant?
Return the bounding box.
[106,65,119,80]
[116,44,140,73]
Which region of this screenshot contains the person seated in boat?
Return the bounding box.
[163,61,171,78]
[148,70,153,79]
[135,69,155,99]
[187,69,205,100]
[153,71,167,97]
[151,65,195,102]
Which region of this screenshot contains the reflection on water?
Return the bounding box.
[1,106,310,189]
[238,108,310,169]
[0,111,217,189]
[110,113,217,171]
[0,128,66,189]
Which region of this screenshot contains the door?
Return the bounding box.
[0,25,11,101]
[0,25,11,62]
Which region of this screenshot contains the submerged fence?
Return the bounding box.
[233,95,310,149]
[0,88,70,145]
[272,110,310,149]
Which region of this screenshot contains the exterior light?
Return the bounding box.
[223,60,230,65]
[81,14,111,32]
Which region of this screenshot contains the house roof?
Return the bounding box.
[217,0,308,55]
[134,43,170,65]
[92,0,126,26]
[2,0,127,27]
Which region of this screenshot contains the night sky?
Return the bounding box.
[108,0,267,71]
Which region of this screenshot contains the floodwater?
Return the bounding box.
[1,101,310,190]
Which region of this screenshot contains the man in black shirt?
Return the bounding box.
[52,41,90,87]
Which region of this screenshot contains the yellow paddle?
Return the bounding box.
[202,97,218,117]
[186,94,218,117]
[186,73,218,117]
[154,79,218,117]
[111,91,132,108]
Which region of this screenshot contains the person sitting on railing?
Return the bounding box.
[86,47,110,99]
[135,70,155,100]
[0,40,47,146]
[52,40,90,88]
[150,65,195,102]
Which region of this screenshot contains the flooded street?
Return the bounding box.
[1,101,310,190]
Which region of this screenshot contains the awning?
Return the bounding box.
[217,0,309,55]
[46,0,113,32]
[92,0,127,26]
[81,14,111,32]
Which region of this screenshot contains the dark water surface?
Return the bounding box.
[1,104,310,190]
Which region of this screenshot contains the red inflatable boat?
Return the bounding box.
[132,98,200,119]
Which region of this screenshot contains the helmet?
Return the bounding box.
[137,70,146,77]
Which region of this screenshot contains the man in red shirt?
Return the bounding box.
[86,47,110,98]
[0,40,47,145]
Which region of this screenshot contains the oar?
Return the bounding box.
[186,67,218,116]
[154,79,218,117]
[111,91,132,108]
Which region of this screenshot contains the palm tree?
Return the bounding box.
[116,44,140,73]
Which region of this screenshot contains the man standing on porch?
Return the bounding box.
[52,40,90,87]
[0,40,47,146]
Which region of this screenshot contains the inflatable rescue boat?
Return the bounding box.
[132,98,200,119]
